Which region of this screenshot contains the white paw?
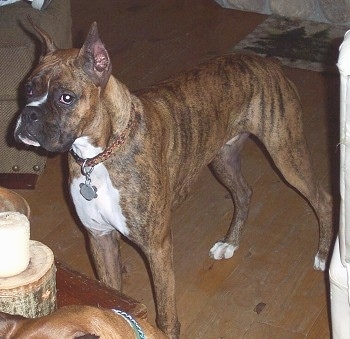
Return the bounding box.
[314,252,326,271]
[209,241,238,260]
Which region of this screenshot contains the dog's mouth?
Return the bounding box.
[15,126,75,153]
[14,120,41,147]
[17,133,41,147]
[14,114,76,153]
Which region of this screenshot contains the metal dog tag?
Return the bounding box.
[79,182,98,201]
[79,163,98,201]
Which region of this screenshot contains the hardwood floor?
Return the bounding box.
[14,1,339,337]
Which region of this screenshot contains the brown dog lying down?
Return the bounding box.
[0,305,166,338]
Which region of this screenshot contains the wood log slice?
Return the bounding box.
[0,240,56,318]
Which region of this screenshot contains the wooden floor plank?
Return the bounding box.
[306,306,331,338]
[243,322,305,339]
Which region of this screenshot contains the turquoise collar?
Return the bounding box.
[113,309,146,339]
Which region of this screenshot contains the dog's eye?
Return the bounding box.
[59,94,74,105]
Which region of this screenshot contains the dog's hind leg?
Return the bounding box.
[209,132,252,260]
[255,116,333,271]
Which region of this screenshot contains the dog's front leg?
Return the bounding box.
[87,229,122,290]
[146,229,180,339]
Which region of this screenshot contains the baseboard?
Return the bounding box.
[0,173,38,190]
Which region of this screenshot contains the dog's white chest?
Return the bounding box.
[70,164,129,236]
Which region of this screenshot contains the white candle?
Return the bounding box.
[0,212,30,278]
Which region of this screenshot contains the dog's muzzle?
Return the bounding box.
[14,106,42,147]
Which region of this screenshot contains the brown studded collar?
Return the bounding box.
[69,103,137,168]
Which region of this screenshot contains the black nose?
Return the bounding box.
[22,106,41,123]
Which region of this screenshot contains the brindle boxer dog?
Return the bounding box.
[15,22,332,338]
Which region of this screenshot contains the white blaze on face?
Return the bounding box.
[26,92,48,107]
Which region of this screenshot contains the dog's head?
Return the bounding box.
[14,22,112,153]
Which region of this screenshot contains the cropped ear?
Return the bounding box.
[28,16,57,55]
[77,22,112,88]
